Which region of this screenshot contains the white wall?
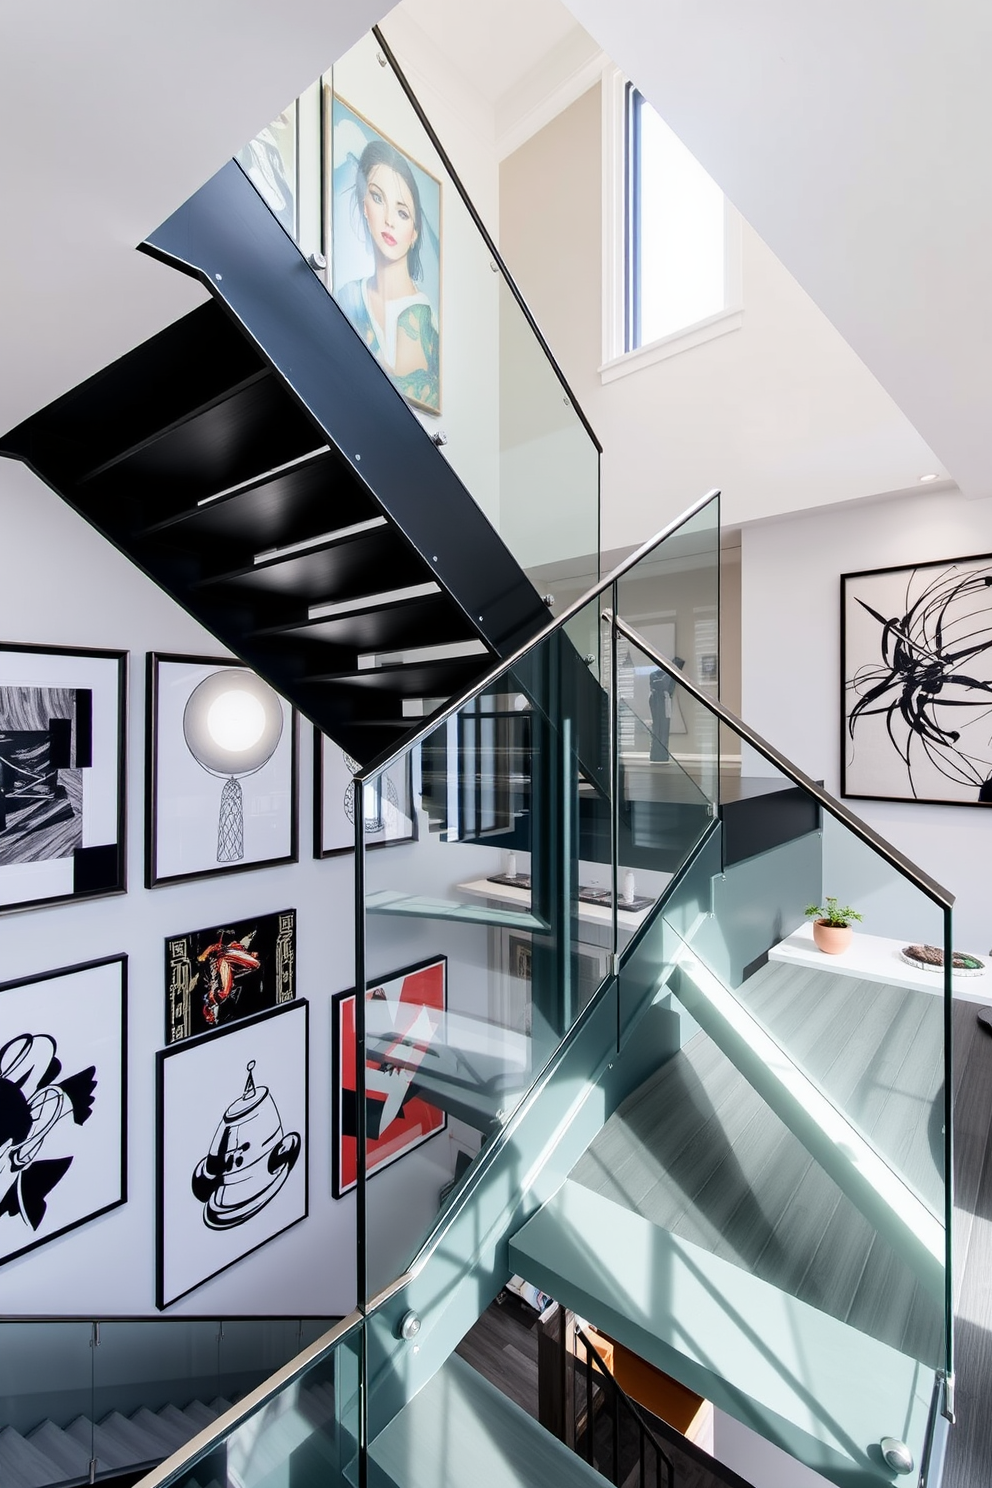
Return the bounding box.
[741,487,992,949]
[498,83,948,549]
[0,462,496,1319]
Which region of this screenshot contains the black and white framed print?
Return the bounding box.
[0,643,126,913]
[147,654,297,887]
[156,1000,308,1309]
[0,956,127,1268]
[314,730,417,857]
[842,552,992,805]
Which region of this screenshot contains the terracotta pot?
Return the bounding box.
[812,919,853,955]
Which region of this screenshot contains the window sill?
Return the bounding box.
[599,306,743,384]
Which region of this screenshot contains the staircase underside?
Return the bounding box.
[510,1179,934,1488]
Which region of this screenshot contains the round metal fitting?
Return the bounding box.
[308,251,327,271]
[879,1438,914,1475]
[398,1310,421,1342]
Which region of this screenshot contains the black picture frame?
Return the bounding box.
[146,653,298,888]
[164,908,297,1045]
[313,728,418,858]
[331,954,447,1198]
[0,955,127,1269]
[156,999,309,1310]
[0,641,126,914]
[841,552,992,806]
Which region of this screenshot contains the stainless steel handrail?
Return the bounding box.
[354,487,720,782]
[609,611,954,910]
[134,1310,363,1488]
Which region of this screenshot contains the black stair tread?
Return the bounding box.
[129,1407,190,1453]
[1,301,265,480]
[261,592,477,652]
[180,1402,219,1429]
[82,374,323,509]
[135,446,372,547]
[307,658,488,696]
[191,521,420,602]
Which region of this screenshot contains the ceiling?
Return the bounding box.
[0,0,385,434]
[560,0,992,502]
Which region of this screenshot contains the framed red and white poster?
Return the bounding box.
[331,955,446,1198]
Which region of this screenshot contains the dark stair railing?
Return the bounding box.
[571,1322,675,1488]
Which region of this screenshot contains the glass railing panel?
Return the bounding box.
[608,638,950,1447]
[614,639,716,951]
[0,1320,95,1456]
[614,493,720,693]
[148,1320,361,1488]
[232,28,601,588]
[358,598,611,1297]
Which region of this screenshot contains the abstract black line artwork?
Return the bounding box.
[157,1000,308,1309]
[842,553,992,805]
[0,956,127,1270]
[0,646,125,913]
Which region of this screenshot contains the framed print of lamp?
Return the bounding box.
[182,669,284,862]
[147,654,298,887]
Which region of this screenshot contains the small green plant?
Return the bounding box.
[804,897,863,928]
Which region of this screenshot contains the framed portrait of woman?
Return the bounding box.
[327,93,442,415]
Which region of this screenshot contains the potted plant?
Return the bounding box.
[804,897,863,955]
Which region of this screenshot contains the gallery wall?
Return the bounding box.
[0,460,493,1318]
[740,486,992,949]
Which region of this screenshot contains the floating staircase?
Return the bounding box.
[0,160,551,767]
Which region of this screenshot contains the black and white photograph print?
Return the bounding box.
[0,956,127,1269]
[147,654,297,887]
[314,730,417,856]
[0,643,126,913]
[842,553,992,805]
[165,909,297,1045]
[156,1000,308,1309]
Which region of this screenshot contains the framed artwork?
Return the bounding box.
[0,956,127,1268]
[0,642,126,913]
[236,99,298,240]
[165,909,297,1045]
[314,730,417,857]
[841,553,992,805]
[332,955,447,1198]
[156,1000,308,1310]
[147,654,297,887]
[328,92,442,414]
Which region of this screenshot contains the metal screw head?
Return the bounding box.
[398,1310,421,1341]
[214,273,223,282]
[308,250,327,271]
[354,453,361,461]
[542,594,555,608]
[880,1438,914,1475]
[376,50,388,67]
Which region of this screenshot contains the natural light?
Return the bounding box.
[633,97,726,346]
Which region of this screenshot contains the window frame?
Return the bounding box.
[601,67,743,383]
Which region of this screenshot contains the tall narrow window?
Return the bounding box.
[625,86,726,351]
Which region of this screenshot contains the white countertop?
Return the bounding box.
[769,922,991,1004]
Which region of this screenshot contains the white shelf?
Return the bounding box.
[768,922,991,1005]
[456,878,658,930]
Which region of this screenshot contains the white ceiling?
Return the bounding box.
[398,0,580,103]
[0,0,385,434]
[561,0,992,502]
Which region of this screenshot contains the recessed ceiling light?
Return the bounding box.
[919,473,940,483]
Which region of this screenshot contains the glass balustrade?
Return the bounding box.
[237,27,601,601]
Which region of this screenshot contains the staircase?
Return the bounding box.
[0,159,551,767]
[0,1395,243,1488]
